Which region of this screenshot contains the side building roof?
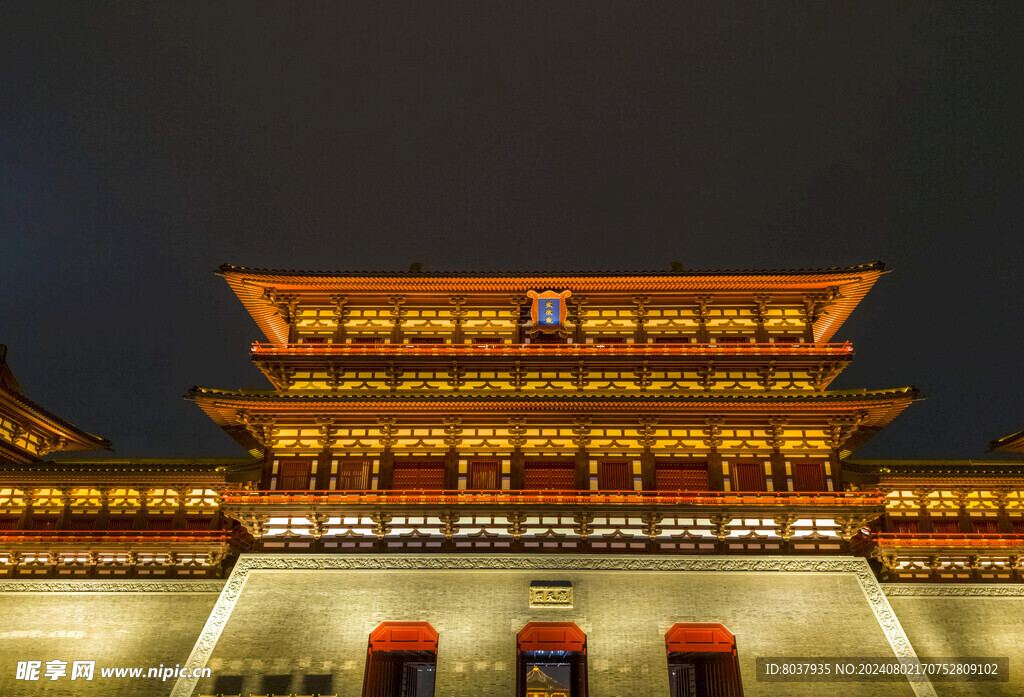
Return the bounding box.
[0,345,110,464]
[990,429,1024,454]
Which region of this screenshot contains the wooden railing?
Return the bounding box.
[252,342,852,357]
[221,489,884,507]
[876,533,1024,548]
[0,530,234,543]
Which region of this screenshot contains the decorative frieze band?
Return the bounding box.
[882,583,1024,597]
[0,580,225,592]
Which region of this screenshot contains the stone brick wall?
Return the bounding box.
[0,584,221,697]
[887,594,1024,697]
[192,565,914,697]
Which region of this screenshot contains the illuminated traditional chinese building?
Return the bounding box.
[191,263,916,559]
[2,265,1024,697]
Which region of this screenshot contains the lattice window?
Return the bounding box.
[792,462,825,491]
[972,519,999,534]
[731,462,766,492]
[931,520,960,534]
[894,519,920,534]
[468,461,500,490]
[524,462,576,490]
[392,461,446,490]
[338,462,371,490]
[598,462,631,491]
[278,459,313,490]
[655,462,708,491]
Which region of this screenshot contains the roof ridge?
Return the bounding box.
[217,262,887,278]
[188,385,920,400]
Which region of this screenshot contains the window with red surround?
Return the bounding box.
[894,519,920,534]
[468,460,500,490]
[931,520,960,534]
[655,462,709,492]
[731,462,766,492]
[972,519,999,534]
[517,622,587,697]
[598,461,631,491]
[524,461,576,490]
[392,461,445,490]
[338,461,371,490]
[792,462,825,492]
[665,623,743,697]
[277,459,313,490]
[362,621,438,697]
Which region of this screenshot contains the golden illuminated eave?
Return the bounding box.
[219,263,887,345]
[0,386,110,463]
[0,458,259,486]
[189,386,919,456]
[990,429,1024,453]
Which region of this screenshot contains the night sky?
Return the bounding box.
[1,3,1021,459]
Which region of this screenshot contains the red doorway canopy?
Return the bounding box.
[665,623,736,654]
[517,622,587,653]
[367,621,438,653]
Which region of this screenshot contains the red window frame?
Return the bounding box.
[972,519,999,534]
[731,462,766,492]
[894,519,920,534]
[523,461,577,491]
[145,516,175,531]
[277,458,313,491]
[665,623,743,697]
[468,460,500,490]
[598,461,631,491]
[362,622,438,697]
[517,622,588,697]
[338,461,371,490]
[792,462,825,492]
[392,460,446,490]
[655,461,709,492]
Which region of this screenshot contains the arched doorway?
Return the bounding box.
[665,623,743,697]
[362,621,438,697]
[517,622,587,697]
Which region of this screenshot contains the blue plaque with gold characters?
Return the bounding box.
[527,290,572,333]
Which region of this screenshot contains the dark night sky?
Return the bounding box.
[1,2,1021,459]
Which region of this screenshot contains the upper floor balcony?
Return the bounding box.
[221,488,884,556]
[252,341,854,357]
[250,342,854,392]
